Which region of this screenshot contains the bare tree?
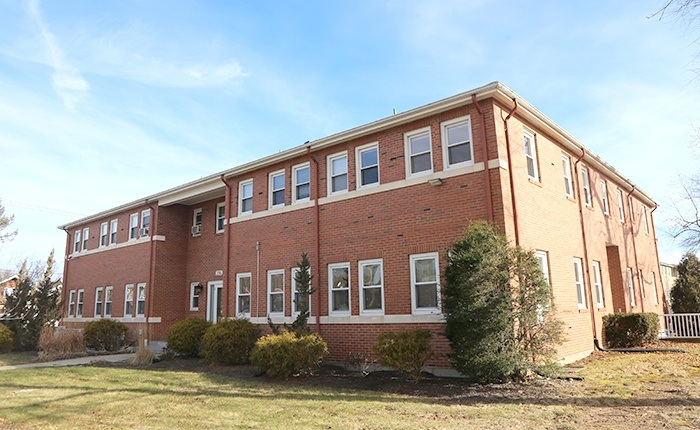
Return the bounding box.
[651,0,700,73]
[0,199,17,243]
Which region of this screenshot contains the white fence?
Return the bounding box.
[660,313,700,339]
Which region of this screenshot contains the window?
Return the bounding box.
[291,267,311,316]
[329,263,350,315]
[129,213,139,240]
[76,289,84,317]
[216,202,226,233]
[192,208,202,236]
[94,287,103,317]
[535,251,550,285]
[124,284,134,317]
[104,286,113,318]
[100,223,108,247]
[652,272,659,305]
[626,268,636,307]
[190,282,201,311]
[441,116,473,169]
[581,166,591,206]
[82,228,89,251]
[642,206,649,234]
[562,154,573,198]
[410,253,440,314]
[292,163,310,203]
[601,181,610,215]
[617,190,625,222]
[268,270,285,315]
[356,143,379,188]
[141,210,151,236]
[327,152,348,195]
[236,273,252,317]
[405,128,433,177]
[628,196,635,222]
[573,258,585,309]
[73,230,81,253]
[359,259,384,314]
[136,283,146,316]
[639,270,645,299]
[239,180,253,216]
[269,170,285,208]
[109,219,118,245]
[524,131,539,181]
[68,290,76,317]
[592,261,604,308]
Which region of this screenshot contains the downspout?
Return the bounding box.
[471,94,494,222]
[61,228,71,319]
[307,146,322,335]
[626,187,644,312]
[650,205,666,312]
[573,150,598,344]
[146,201,158,347]
[220,175,232,318]
[501,98,520,246]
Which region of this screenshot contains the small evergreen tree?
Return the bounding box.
[4,261,34,350]
[290,253,314,335]
[670,252,700,313]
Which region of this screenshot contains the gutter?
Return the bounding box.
[220,175,232,318]
[626,187,644,312]
[146,201,158,347]
[306,146,321,335]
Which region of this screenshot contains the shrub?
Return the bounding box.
[372,329,433,381]
[251,331,328,378]
[603,313,660,348]
[83,319,129,352]
[201,319,260,365]
[167,317,211,357]
[37,327,84,361]
[0,324,14,353]
[131,347,156,366]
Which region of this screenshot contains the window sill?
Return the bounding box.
[528,178,542,187]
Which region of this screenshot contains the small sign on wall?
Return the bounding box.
[215,270,223,276]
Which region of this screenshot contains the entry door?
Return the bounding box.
[207,281,223,323]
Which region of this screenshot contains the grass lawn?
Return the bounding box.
[0,343,698,429]
[0,351,37,366]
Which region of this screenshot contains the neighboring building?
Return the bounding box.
[660,262,679,311]
[58,81,665,366]
[0,274,18,314]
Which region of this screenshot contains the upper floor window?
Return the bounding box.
[292,163,311,204]
[581,166,591,206]
[192,208,202,236]
[216,202,226,233]
[73,231,81,253]
[524,131,539,181]
[129,213,139,240]
[327,152,348,195]
[109,219,118,245]
[356,143,379,188]
[628,196,635,222]
[269,170,286,208]
[642,206,649,234]
[141,210,151,236]
[100,223,108,247]
[410,253,440,314]
[359,259,384,315]
[600,181,610,215]
[562,154,573,198]
[405,128,433,177]
[441,116,473,169]
[82,228,89,251]
[535,250,550,285]
[239,180,253,216]
[617,189,625,222]
[573,258,585,309]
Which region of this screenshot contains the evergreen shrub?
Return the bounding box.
[603,313,660,348]
[251,331,328,377]
[0,324,14,353]
[201,319,260,365]
[83,319,129,352]
[167,317,211,357]
[372,329,433,381]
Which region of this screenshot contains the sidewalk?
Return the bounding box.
[0,353,133,371]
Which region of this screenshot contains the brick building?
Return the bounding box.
[58,81,665,367]
[0,274,18,314]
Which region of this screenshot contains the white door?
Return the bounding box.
[207,281,223,323]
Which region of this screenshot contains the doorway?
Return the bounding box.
[207,281,223,323]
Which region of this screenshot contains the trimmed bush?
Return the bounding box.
[251,331,328,378]
[603,313,660,348]
[83,319,129,352]
[167,317,211,357]
[0,324,14,353]
[201,319,260,365]
[37,327,84,361]
[372,329,433,381]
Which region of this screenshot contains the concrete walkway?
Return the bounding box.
[0,353,133,371]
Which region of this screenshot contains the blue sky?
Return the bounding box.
[0,0,698,275]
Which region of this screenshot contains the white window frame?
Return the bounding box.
[592,261,604,308]
[238,179,253,216]
[638,270,645,299]
[327,151,348,196]
[136,283,146,317]
[652,272,659,305]
[562,154,573,198]
[190,282,201,311]
[104,286,113,318]
[292,162,311,204]
[626,267,636,307]
[109,219,118,245]
[94,287,103,318]
[68,290,76,317]
[269,169,286,209]
[581,166,592,207]
[141,210,151,236]
[236,273,252,317]
[524,130,539,181]
[617,190,626,222]
[129,213,139,240]
[192,208,202,236]
[601,180,610,215]
[73,230,81,253]
[628,196,635,222]
[359,259,384,315]
[82,227,89,251]
[124,284,134,317]
[574,258,586,309]
[441,116,473,170]
[410,252,441,315]
[535,251,550,285]
[216,202,226,234]
[291,267,312,316]
[76,289,84,317]
[328,262,351,316]
[642,206,649,235]
[99,223,108,247]
[356,142,380,189]
[405,127,433,178]
[267,269,285,315]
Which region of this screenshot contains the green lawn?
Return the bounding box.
[0,351,37,366]
[0,344,698,429]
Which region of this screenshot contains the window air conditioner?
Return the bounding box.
[191,224,201,235]
[139,227,149,237]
